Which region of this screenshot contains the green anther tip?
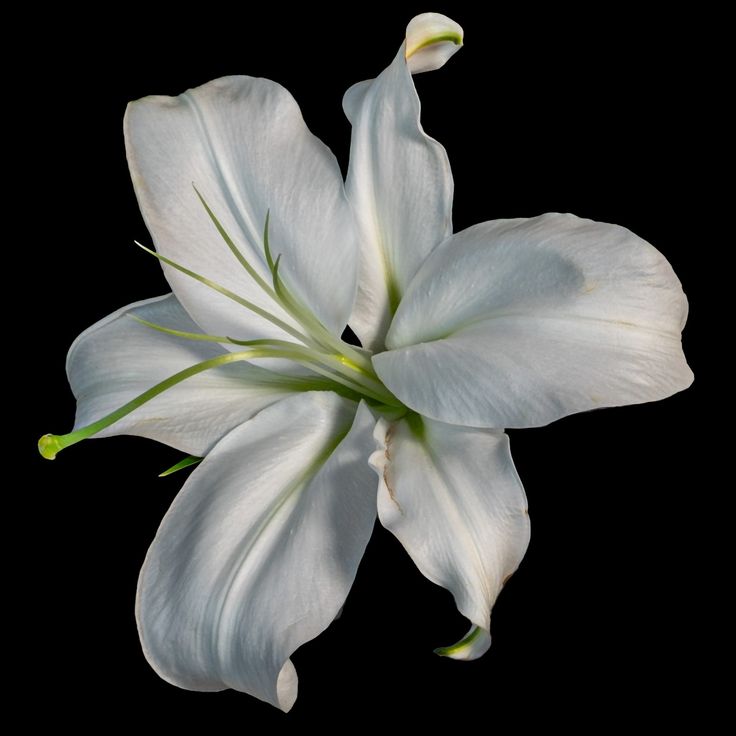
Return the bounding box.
[38,434,62,460]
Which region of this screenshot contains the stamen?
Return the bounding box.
[189,196,379,379]
[263,210,275,273]
[41,202,407,463]
[193,186,277,301]
[128,314,232,343]
[265,238,377,375]
[129,313,399,406]
[224,337,400,405]
[134,241,317,348]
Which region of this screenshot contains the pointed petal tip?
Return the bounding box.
[405,13,464,74]
[434,625,491,661]
[377,214,694,427]
[368,448,387,475]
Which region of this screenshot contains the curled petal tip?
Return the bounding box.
[405,12,464,74]
[434,626,491,661]
[38,434,61,460]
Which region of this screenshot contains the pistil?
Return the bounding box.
[38,200,403,460]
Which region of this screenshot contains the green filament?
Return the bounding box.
[40,201,404,462]
[127,315,397,405]
[128,314,231,343]
[196,195,377,376]
[263,210,275,272]
[134,241,316,348]
[194,186,277,301]
[40,348,313,460]
[159,455,203,477]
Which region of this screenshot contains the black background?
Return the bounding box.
[25,2,713,729]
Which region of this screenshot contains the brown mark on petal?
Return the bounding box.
[382,423,404,515]
[502,573,514,587]
[582,282,597,294]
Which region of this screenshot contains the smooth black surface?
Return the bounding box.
[25,2,711,728]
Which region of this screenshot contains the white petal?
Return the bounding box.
[125,76,358,340]
[137,394,378,711]
[370,415,529,655]
[67,294,300,455]
[375,214,693,428]
[343,13,462,350]
[405,12,464,74]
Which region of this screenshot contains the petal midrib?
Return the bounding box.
[209,415,354,659]
[396,424,492,606]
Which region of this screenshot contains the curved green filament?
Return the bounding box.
[38,348,319,460]
[153,196,378,378]
[269,250,376,374]
[194,187,278,301]
[193,195,367,371]
[263,210,275,272]
[41,195,409,464]
[128,316,399,407]
[210,338,396,405]
[283,358,391,405]
[226,338,398,405]
[128,314,232,343]
[134,241,318,349]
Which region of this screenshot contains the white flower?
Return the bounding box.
[38,12,692,711]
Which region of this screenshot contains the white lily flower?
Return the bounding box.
[38,12,692,712]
